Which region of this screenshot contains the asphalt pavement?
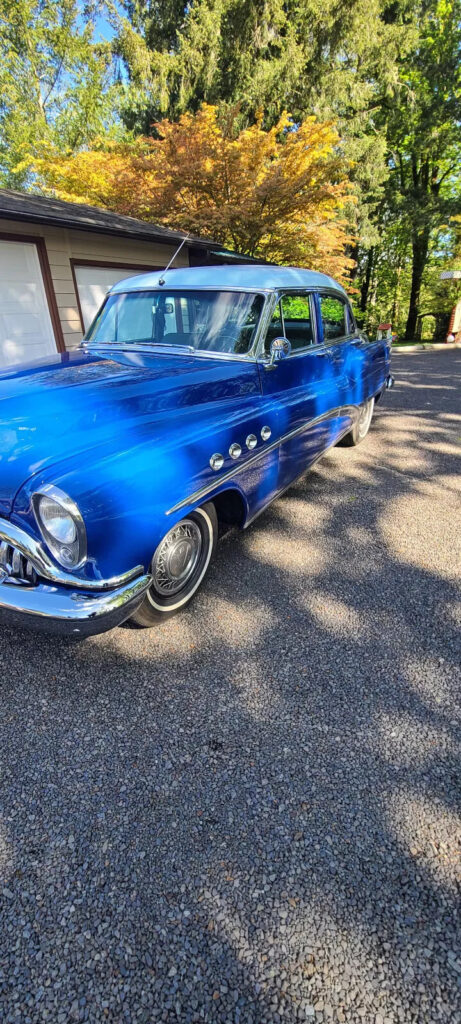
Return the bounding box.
[0,349,460,1023]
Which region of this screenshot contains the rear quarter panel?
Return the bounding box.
[341,335,390,408]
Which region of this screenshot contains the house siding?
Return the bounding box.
[0,218,190,353]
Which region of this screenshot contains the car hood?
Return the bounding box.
[0,347,258,515]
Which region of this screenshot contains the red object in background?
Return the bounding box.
[377,323,392,341]
[447,301,461,343]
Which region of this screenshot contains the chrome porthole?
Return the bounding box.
[210,452,224,471]
[229,442,242,459]
[246,434,257,450]
[152,519,203,596]
[261,425,271,441]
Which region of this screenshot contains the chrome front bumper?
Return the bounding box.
[0,573,151,637]
[0,516,151,637]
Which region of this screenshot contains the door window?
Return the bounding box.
[319,294,348,342]
[264,293,314,355]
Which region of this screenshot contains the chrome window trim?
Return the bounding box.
[323,333,358,348]
[279,343,330,360]
[84,343,260,364]
[166,405,357,515]
[0,518,144,591]
[106,286,274,296]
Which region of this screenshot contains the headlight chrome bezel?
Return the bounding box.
[32,485,87,570]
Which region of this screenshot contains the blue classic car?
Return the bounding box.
[0,265,393,636]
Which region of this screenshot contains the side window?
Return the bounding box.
[319,294,347,342]
[281,294,313,351]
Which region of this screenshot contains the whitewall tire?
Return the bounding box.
[130,502,218,626]
[340,397,375,447]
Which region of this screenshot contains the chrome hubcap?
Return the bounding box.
[152,520,202,595]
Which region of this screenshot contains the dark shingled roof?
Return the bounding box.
[0,188,258,262]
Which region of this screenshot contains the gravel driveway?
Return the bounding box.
[0,349,460,1024]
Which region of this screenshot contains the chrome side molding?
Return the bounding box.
[167,406,357,516]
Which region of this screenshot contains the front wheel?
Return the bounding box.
[339,397,375,447]
[130,502,218,626]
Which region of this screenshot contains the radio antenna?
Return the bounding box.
[158,233,190,285]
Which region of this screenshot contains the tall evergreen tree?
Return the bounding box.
[113,0,461,335]
[382,0,461,338]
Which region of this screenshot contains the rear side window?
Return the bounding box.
[281,295,314,350]
[319,294,347,341]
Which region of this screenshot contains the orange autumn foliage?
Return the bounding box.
[37,105,355,282]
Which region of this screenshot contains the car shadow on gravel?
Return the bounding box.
[0,352,459,1023]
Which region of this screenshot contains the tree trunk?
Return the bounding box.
[391,263,401,325]
[404,229,430,340]
[348,243,359,281]
[360,247,374,313]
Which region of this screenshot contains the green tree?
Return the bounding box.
[113,0,461,336]
[111,0,413,310]
[0,0,121,187]
[382,0,461,338]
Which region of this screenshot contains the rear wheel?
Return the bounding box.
[130,502,217,626]
[339,397,375,447]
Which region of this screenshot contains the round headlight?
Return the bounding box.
[38,497,77,545]
[33,488,87,570]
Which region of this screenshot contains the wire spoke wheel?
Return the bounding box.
[130,502,218,626]
[152,520,202,596]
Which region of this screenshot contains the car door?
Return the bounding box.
[257,290,344,494]
[317,291,382,411]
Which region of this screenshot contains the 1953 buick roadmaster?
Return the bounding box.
[0,265,393,636]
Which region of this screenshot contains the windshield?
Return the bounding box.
[85,289,265,356]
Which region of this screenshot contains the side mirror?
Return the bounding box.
[268,336,291,366]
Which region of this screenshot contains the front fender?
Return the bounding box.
[11,384,268,582]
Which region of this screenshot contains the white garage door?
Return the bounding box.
[0,240,57,369]
[74,265,150,333]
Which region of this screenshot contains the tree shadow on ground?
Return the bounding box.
[0,352,459,1023]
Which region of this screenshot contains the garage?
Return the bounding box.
[72,262,157,333]
[0,238,58,368]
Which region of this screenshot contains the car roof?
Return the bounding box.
[110,263,347,296]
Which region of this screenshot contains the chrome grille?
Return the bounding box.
[0,540,37,585]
